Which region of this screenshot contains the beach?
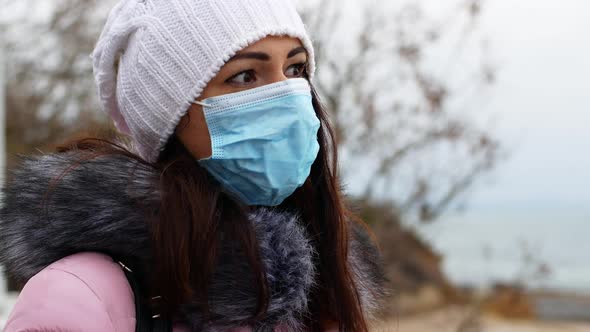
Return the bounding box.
[372,306,590,332]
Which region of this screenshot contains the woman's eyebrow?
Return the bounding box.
[227,46,307,63]
[287,46,306,58]
[227,52,271,62]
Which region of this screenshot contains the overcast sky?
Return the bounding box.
[450,0,590,215]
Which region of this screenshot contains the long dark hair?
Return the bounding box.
[54,83,370,331]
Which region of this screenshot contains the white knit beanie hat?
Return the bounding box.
[91,0,316,163]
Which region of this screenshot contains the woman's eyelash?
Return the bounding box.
[225,62,308,83]
[226,70,254,82]
[285,63,307,76]
[292,62,307,70]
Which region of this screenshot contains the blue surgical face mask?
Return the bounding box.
[193,78,321,206]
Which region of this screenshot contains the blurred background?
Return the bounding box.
[0,0,588,331]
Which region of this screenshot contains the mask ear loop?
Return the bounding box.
[193,100,211,107]
[192,99,214,162]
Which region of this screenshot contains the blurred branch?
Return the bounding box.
[0,0,112,163]
[301,0,503,223]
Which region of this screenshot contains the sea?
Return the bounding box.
[414,209,590,295]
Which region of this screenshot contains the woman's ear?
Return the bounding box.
[175,105,212,160]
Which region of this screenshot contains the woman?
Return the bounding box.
[0,0,386,331]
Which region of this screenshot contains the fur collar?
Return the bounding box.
[0,151,386,331]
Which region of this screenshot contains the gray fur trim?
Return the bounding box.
[0,152,158,281]
[0,152,385,330]
[181,208,315,332]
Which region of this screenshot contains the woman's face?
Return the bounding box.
[175,36,309,160]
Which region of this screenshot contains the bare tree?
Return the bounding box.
[300,0,503,223]
[0,0,503,222]
[0,0,115,167]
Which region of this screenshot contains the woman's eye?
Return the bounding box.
[285,63,307,78]
[226,70,257,85]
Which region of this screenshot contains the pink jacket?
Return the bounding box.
[5,252,196,331]
[4,252,335,332]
